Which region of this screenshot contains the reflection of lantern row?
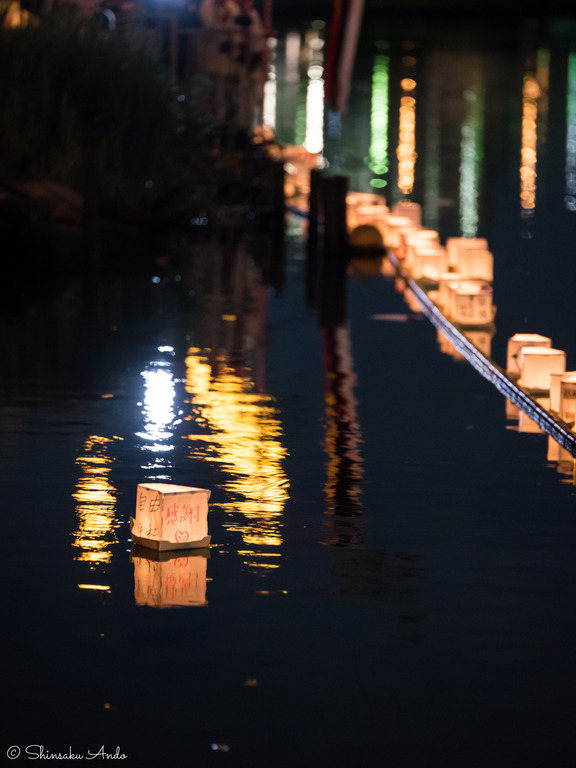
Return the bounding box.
[131,546,209,608]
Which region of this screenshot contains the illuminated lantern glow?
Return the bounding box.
[437,272,463,310]
[559,374,576,424]
[551,371,576,413]
[132,547,209,608]
[130,483,211,551]
[443,280,493,325]
[409,246,447,281]
[506,333,552,376]
[382,215,418,250]
[518,347,566,391]
[454,248,494,282]
[391,200,422,226]
[446,237,488,269]
[401,229,441,264]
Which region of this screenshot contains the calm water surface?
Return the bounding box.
[3,14,576,768]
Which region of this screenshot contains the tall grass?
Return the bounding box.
[0,12,217,214]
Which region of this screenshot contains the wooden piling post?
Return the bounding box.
[306,167,323,305]
[319,174,349,328]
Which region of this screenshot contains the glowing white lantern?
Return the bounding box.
[383,215,418,250]
[401,229,441,264]
[437,272,463,309]
[560,374,576,424]
[448,280,494,325]
[456,248,494,282]
[506,333,552,376]
[409,246,448,281]
[391,200,422,226]
[518,347,566,390]
[446,237,489,269]
[550,371,576,412]
[132,547,209,608]
[130,482,211,551]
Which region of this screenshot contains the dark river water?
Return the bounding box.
[3,11,576,768]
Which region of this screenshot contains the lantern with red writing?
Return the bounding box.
[130,482,211,551]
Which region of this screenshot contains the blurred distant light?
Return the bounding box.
[369,52,390,183]
[303,76,324,154]
[459,88,484,237]
[565,53,576,211]
[520,74,539,213]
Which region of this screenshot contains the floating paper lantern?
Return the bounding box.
[518,347,566,390]
[130,482,211,551]
[447,280,493,325]
[409,246,448,281]
[383,215,418,249]
[401,229,441,264]
[437,272,463,310]
[506,333,552,375]
[391,200,422,226]
[560,374,576,424]
[550,371,576,412]
[132,546,209,608]
[455,248,494,282]
[446,237,489,269]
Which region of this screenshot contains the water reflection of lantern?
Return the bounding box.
[506,333,551,376]
[547,436,575,476]
[518,397,549,433]
[130,482,211,551]
[518,347,566,390]
[559,374,576,425]
[131,546,209,608]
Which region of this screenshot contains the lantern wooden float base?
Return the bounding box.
[130,517,211,552]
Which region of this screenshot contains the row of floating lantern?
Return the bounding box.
[346,196,496,328]
[344,190,576,441]
[506,333,576,427]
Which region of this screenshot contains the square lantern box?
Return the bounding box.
[560,374,576,424]
[447,280,494,326]
[382,215,418,250]
[506,333,552,376]
[130,482,211,551]
[131,546,209,608]
[446,237,489,269]
[455,248,494,282]
[550,371,576,413]
[518,347,566,391]
[391,200,422,227]
[437,272,463,310]
[401,229,441,265]
[409,246,447,281]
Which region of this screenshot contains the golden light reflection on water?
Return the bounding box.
[184,348,289,571]
[520,73,540,214]
[397,85,417,197]
[72,435,121,567]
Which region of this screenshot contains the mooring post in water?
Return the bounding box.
[270,157,286,292]
[319,174,349,328]
[306,167,323,305]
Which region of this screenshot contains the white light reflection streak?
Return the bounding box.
[262,37,277,132]
[136,347,181,479]
[304,68,325,154]
[565,53,576,211]
[459,88,484,236]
